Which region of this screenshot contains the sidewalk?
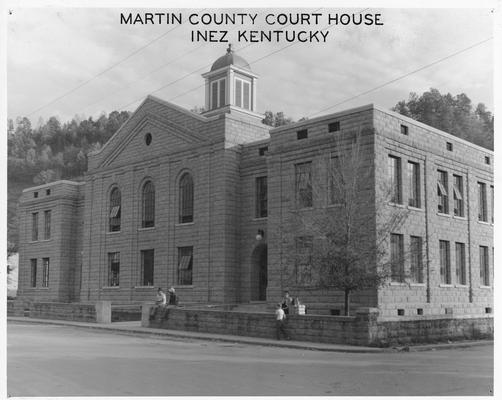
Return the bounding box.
[7,316,493,353]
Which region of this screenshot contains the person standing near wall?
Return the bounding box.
[275,303,291,340]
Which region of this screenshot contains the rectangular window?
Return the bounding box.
[235,79,242,107]
[437,170,448,214]
[42,258,49,287]
[328,121,340,132]
[400,124,409,135]
[439,240,451,284]
[219,79,226,108]
[32,212,39,241]
[211,81,218,110]
[140,249,154,286]
[295,162,312,208]
[455,242,466,285]
[258,146,268,156]
[297,129,308,140]
[491,185,494,223]
[30,259,37,287]
[388,155,402,204]
[410,236,423,283]
[478,182,487,221]
[177,247,193,285]
[408,162,420,208]
[453,175,464,217]
[479,246,489,286]
[446,142,453,151]
[485,156,490,165]
[243,81,250,110]
[295,236,313,285]
[329,157,343,205]
[255,176,268,218]
[44,210,51,240]
[108,252,120,287]
[210,78,226,110]
[390,233,404,282]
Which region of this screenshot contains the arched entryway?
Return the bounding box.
[251,243,267,301]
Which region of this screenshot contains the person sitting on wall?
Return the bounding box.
[281,291,293,315]
[156,287,167,307]
[168,287,178,306]
[150,287,167,319]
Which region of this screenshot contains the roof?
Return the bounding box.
[211,45,251,72]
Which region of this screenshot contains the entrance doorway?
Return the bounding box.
[251,243,267,301]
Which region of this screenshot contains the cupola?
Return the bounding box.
[201,44,260,118]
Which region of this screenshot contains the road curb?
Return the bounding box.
[7,317,493,353]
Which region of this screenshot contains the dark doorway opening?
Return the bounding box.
[251,243,267,301]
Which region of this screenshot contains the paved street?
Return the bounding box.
[7,321,493,396]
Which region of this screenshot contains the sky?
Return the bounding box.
[6,7,495,125]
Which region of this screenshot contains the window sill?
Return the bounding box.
[175,222,195,227]
[135,286,156,289]
[252,217,268,221]
[102,286,120,289]
[479,285,491,289]
[138,227,156,232]
[294,207,314,211]
[452,215,467,220]
[106,231,121,235]
[477,220,490,225]
[388,202,405,208]
[407,206,424,212]
[409,283,426,287]
[174,285,194,289]
[455,284,468,288]
[439,284,453,287]
[437,212,451,218]
[389,282,407,286]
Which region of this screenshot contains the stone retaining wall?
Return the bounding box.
[9,301,112,323]
[143,305,493,346]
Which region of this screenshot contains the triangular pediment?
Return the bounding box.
[89,96,209,171]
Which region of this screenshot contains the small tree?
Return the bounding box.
[287,129,410,315]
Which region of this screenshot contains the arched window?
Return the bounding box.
[179,173,194,223]
[142,181,155,228]
[109,187,121,232]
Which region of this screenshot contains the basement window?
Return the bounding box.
[445,307,453,315]
[330,309,341,316]
[259,146,268,156]
[417,308,423,315]
[397,309,405,316]
[297,129,308,140]
[485,307,492,314]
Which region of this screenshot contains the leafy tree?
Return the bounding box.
[286,130,410,315]
[393,89,493,149]
[262,111,294,127]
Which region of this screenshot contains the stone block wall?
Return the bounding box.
[373,107,493,318]
[27,301,111,323]
[144,306,493,346]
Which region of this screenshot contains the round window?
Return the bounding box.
[145,133,152,146]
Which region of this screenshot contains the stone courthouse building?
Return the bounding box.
[17,48,494,319]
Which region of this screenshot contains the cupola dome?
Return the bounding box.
[210,44,251,72]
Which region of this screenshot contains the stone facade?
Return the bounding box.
[17,51,493,321]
